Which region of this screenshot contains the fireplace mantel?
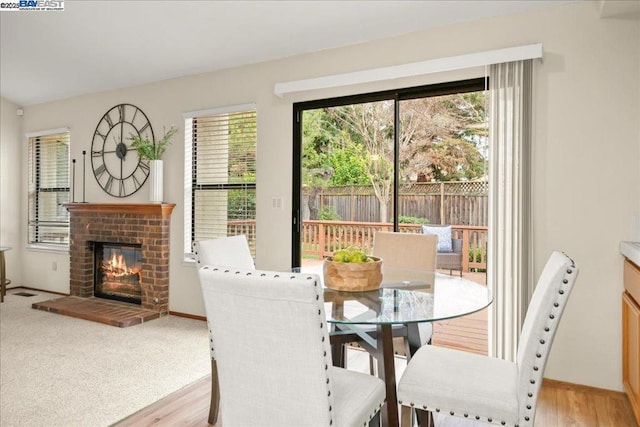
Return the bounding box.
[64,203,175,217]
[64,202,176,313]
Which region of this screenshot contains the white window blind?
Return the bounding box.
[184,106,256,256]
[27,130,70,245]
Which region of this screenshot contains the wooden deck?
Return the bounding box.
[433,306,488,355]
[431,269,488,355]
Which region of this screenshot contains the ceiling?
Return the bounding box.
[1,0,588,107]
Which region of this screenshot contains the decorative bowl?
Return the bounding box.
[323,256,383,292]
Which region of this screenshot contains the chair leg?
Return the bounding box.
[368,354,376,376]
[0,250,7,303]
[401,405,413,427]
[416,408,433,427]
[208,358,220,425]
[332,342,346,368]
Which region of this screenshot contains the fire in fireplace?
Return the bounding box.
[94,243,142,304]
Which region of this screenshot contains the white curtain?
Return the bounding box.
[487,60,533,361]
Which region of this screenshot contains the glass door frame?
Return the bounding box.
[291,78,485,267]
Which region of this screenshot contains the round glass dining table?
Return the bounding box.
[300,265,493,427]
[323,269,491,325]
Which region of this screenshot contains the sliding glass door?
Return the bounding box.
[292,78,487,269]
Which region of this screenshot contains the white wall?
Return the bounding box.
[5,2,639,391]
[0,97,23,286]
[528,5,639,389]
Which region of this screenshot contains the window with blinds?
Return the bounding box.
[27,130,70,245]
[184,106,256,256]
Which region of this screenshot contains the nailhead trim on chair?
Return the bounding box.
[404,379,519,423]
[203,267,387,426]
[520,265,574,427]
[203,267,353,426]
[398,261,576,427]
[203,267,217,358]
[303,272,335,427]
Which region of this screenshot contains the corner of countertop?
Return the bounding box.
[619,241,640,267]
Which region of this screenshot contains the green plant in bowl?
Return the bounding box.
[331,246,373,263]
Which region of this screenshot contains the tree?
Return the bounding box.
[301,91,488,222]
[430,138,485,181]
[302,109,336,219]
[228,111,257,180]
[227,112,257,220]
[399,93,487,182]
[327,102,395,222]
[329,144,369,186]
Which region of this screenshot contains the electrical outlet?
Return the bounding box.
[52,261,57,271]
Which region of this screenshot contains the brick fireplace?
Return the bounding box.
[64,203,175,314]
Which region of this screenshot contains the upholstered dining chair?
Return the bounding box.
[194,234,254,270]
[340,231,438,372]
[193,234,254,425]
[374,231,438,272]
[397,251,578,427]
[373,232,438,357]
[198,265,386,427]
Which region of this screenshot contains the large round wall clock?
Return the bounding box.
[91,103,155,197]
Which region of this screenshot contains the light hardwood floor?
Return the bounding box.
[115,271,637,427]
[536,379,637,426]
[116,353,638,427]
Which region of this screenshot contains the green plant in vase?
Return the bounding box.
[129,126,178,160]
[128,125,178,202]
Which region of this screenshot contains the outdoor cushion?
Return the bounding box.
[422,225,453,253]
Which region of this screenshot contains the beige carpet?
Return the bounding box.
[0,290,210,427]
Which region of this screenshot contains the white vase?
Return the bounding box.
[149,160,163,203]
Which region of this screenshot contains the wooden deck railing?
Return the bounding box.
[228,220,488,272]
[301,220,487,272]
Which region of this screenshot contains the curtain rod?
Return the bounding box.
[274,43,543,98]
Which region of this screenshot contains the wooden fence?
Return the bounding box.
[305,181,488,226]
